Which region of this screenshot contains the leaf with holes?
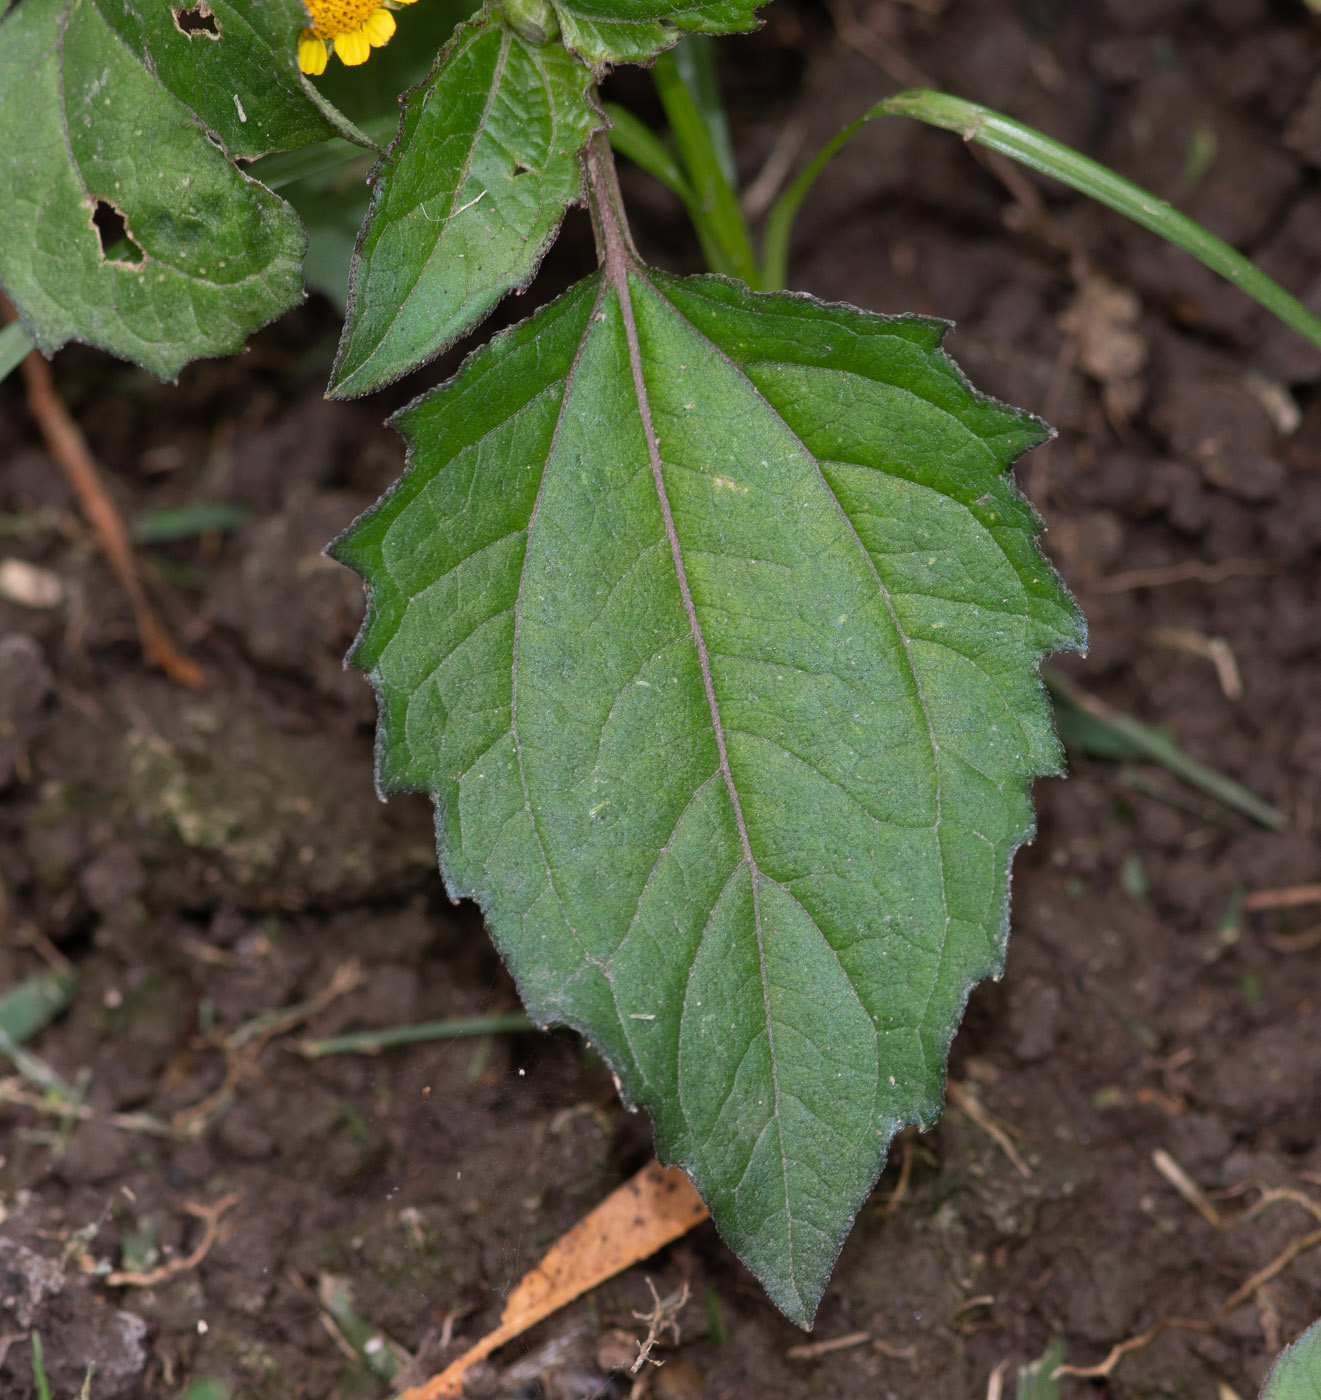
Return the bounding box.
[0,0,305,379]
[332,167,1084,1321]
[326,19,602,398]
[550,0,763,66]
[90,0,371,160]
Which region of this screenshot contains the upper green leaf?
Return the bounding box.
[1263,1320,1321,1400]
[90,0,365,160]
[0,0,305,379]
[327,20,601,398]
[549,0,762,66]
[332,264,1083,1323]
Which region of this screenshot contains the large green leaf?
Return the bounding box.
[89,0,366,159]
[550,0,763,65]
[333,257,1082,1322]
[327,20,601,398]
[1263,1321,1321,1400]
[0,0,305,379]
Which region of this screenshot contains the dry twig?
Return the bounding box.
[1264,923,1321,953]
[1052,1318,1211,1380]
[1,296,202,687]
[875,1132,913,1216]
[629,1277,689,1373]
[173,960,362,1133]
[1243,883,1321,912]
[1097,558,1280,593]
[106,1193,237,1287]
[1222,1227,1321,1313]
[1152,1148,1222,1228]
[826,0,933,87]
[985,1359,1011,1400]
[1246,1187,1321,1225]
[786,1330,871,1361]
[947,1080,1032,1178]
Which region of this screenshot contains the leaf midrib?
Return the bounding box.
[634,271,958,1084]
[599,249,803,1308]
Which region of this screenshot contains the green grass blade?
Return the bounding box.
[299,1012,534,1057]
[603,102,694,203]
[31,1333,51,1400]
[1045,669,1289,831]
[764,87,1321,353]
[881,89,1321,352]
[761,113,869,291]
[0,970,75,1045]
[652,49,760,287]
[672,35,738,191]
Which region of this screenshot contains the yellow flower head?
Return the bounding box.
[298,0,417,74]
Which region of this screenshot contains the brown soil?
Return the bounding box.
[3,1,1321,1397]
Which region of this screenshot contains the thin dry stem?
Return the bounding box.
[2,297,202,687]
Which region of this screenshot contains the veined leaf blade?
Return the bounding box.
[327,22,601,398]
[0,0,305,379]
[89,0,362,159]
[334,268,1083,1322]
[550,0,763,66]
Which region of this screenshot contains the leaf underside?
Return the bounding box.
[0,0,305,379]
[327,20,603,399]
[549,0,764,65]
[333,268,1084,1324]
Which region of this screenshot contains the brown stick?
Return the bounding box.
[1222,1227,1321,1313]
[2,299,202,687]
[1053,1318,1211,1380]
[107,1192,237,1287]
[1243,884,1321,912]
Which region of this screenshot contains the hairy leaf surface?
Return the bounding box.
[90,0,365,159]
[0,0,305,378]
[327,21,601,398]
[1263,1320,1321,1400]
[550,0,762,65]
[333,267,1083,1322]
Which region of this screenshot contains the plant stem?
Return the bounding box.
[651,49,760,287]
[584,126,639,278]
[299,1012,534,1058]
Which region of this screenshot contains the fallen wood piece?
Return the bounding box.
[396,1161,708,1400]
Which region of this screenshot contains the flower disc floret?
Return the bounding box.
[298,0,416,73]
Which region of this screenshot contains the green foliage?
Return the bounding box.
[91,0,362,157]
[331,238,1081,1318]
[327,18,602,396]
[1263,1320,1321,1400]
[4,0,1313,1332]
[0,0,308,377]
[548,0,762,66]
